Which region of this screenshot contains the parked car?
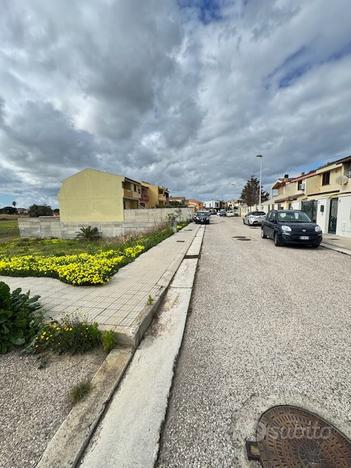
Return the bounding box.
[218,209,227,217]
[226,210,235,217]
[243,211,266,226]
[193,210,210,224]
[261,210,322,247]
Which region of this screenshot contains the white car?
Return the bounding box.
[243,211,266,226]
[226,210,235,217]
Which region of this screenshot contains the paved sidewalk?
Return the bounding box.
[1,225,200,345]
[322,234,351,255]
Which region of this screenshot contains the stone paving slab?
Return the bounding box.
[1,224,201,345]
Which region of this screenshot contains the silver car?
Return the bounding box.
[243,211,266,226]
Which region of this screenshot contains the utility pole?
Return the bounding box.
[256,154,263,208]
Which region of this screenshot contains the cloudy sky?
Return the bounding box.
[1,0,351,207]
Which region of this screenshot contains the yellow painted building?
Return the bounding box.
[58,168,125,223]
[58,169,171,222]
[262,155,351,236]
[142,182,169,208]
[123,177,142,209]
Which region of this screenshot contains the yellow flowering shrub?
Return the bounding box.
[34,318,102,354]
[0,245,145,286]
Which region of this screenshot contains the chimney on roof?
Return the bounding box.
[284,174,289,179]
[301,172,305,176]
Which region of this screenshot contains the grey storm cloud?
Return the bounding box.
[0,0,351,207]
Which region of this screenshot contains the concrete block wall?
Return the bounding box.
[124,207,193,225]
[19,217,62,239]
[18,207,194,239]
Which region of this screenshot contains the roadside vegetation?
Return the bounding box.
[0,281,43,353]
[0,222,190,285]
[0,219,19,241]
[33,316,118,355]
[33,317,102,354]
[0,279,119,355]
[69,381,92,405]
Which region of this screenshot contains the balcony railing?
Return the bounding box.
[124,189,140,200]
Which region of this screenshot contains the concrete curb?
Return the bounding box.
[36,348,132,468]
[321,242,351,256]
[36,223,201,468]
[79,226,206,468]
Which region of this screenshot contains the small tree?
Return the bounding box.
[240,176,269,208]
[167,208,182,233]
[28,204,53,217]
[76,226,101,241]
[12,201,16,208]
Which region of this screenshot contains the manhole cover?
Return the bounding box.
[232,236,246,238]
[248,405,351,467]
[236,238,251,241]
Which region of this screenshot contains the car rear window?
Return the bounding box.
[252,211,266,215]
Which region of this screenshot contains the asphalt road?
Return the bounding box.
[157,216,351,467]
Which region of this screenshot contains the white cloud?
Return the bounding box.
[0,0,351,206]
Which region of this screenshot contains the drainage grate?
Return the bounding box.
[247,405,351,467]
[236,238,251,241]
[232,236,247,238]
[184,254,199,259]
[176,240,185,243]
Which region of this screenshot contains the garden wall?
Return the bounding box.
[18,208,194,239]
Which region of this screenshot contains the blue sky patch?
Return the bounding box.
[177,0,224,24]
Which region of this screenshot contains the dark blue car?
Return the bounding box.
[261,210,322,248]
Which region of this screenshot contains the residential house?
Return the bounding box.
[142,182,170,208]
[262,155,351,237]
[187,199,203,211]
[227,199,242,214]
[17,208,29,215]
[123,177,142,209]
[58,169,171,223]
[140,184,150,208]
[58,168,125,222]
[169,196,187,206]
[204,200,221,210]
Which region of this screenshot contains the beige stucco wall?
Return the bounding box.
[306,165,343,195]
[58,169,124,223]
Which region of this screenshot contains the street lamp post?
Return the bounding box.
[256,154,263,208]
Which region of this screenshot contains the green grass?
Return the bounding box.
[0,225,174,257]
[0,220,19,241]
[69,381,92,405]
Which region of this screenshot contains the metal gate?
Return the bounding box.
[301,200,318,223]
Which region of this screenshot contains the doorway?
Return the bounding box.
[328,198,338,234]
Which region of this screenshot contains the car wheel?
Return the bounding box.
[261,228,267,239]
[311,244,320,249]
[274,232,282,246]
[242,219,245,224]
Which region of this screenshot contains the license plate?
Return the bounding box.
[300,236,309,240]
